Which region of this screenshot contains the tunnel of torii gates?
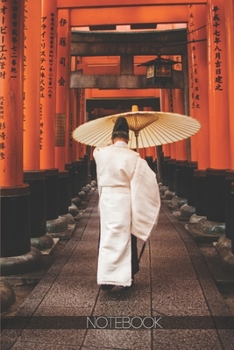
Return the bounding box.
[0,0,234,277]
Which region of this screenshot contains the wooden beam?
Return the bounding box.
[70,70,183,89]
[70,6,190,26]
[57,0,207,9]
[71,29,187,56]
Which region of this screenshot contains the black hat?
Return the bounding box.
[111,117,129,140]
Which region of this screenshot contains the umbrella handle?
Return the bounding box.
[134,131,139,152]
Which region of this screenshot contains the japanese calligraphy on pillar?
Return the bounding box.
[55,113,66,146]
[212,6,223,91]
[57,15,68,90]
[78,89,85,155]
[23,0,28,125]
[188,4,201,110]
[0,3,7,161]
[40,11,56,149]
[0,0,20,161]
[56,13,69,147]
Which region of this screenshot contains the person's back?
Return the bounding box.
[93,144,139,190]
[93,117,160,290]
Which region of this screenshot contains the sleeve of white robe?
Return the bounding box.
[130,157,161,241]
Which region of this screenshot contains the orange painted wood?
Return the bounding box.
[172,89,188,160]
[23,0,41,171]
[67,58,77,163]
[40,0,57,169]
[145,147,156,159]
[0,0,24,186]
[160,89,173,158]
[69,89,78,163]
[55,9,70,171]
[87,89,160,98]
[225,0,234,169]
[163,144,171,157]
[77,89,86,159]
[57,0,207,9]
[187,4,210,168]
[207,0,231,169]
[70,6,189,27]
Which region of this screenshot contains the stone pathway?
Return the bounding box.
[1,190,234,350]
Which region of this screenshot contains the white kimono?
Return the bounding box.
[93,142,161,287]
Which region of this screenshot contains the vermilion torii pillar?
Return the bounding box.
[40,0,57,170]
[215,0,234,270]
[206,0,231,229]
[23,0,53,251]
[172,88,192,211]
[172,88,187,162]
[55,9,73,222]
[225,0,234,170]
[40,0,67,235]
[187,4,210,218]
[0,0,41,274]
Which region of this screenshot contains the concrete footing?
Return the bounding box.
[185,217,225,243]
[0,279,15,313]
[174,203,196,221]
[0,247,42,276]
[159,184,168,196]
[46,216,67,234]
[213,236,234,273]
[219,249,234,273]
[169,196,187,209]
[189,214,206,224]
[162,190,175,200]
[68,203,79,217]
[71,196,82,208]
[197,218,225,235]
[61,213,75,224]
[31,234,54,251]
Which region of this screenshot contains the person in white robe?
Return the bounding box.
[93,117,161,290]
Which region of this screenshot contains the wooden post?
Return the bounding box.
[188,4,210,216]
[23,0,53,250]
[206,0,231,223]
[0,1,41,273]
[40,0,57,170]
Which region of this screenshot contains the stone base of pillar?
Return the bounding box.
[214,235,232,253]
[197,218,225,235]
[82,184,91,194]
[168,196,187,210]
[72,196,82,208]
[31,234,54,251]
[174,204,196,221]
[189,214,206,224]
[61,213,75,225]
[91,180,97,188]
[0,278,15,313]
[213,237,234,272]
[78,190,86,199]
[218,249,234,273]
[185,217,224,243]
[161,190,176,200]
[159,184,168,196]
[46,216,67,233]
[0,247,42,276]
[69,203,79,216]
[47,225,75,240]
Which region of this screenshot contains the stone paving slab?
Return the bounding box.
[1,191,234,350]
